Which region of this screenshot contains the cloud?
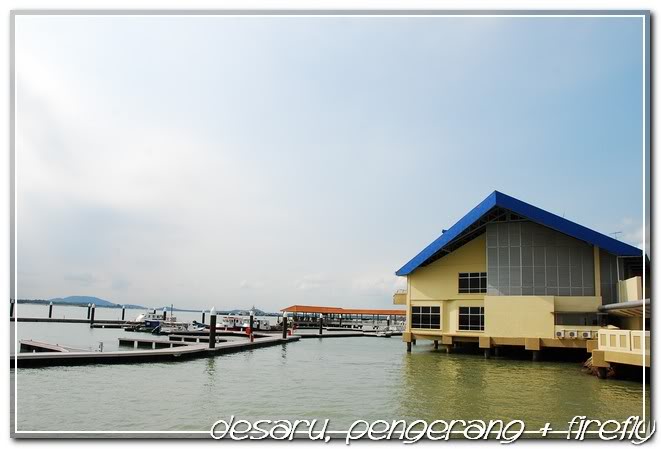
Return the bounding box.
[63,273,99,286]
[295,274,334,290]
[351,275,405,297]
[239,280,264,290]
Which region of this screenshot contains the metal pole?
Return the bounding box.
[90,304,96,327]
[121,306,125,321]
[10,299,14,318]
[209,307,217,349]
[48,301,53,318]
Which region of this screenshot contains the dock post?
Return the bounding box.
[434,340,439,350]
[484,348,491,359]
[202,310,206,324]
[319,314,323,335]
[87,303,91,319]
[89,304,96,327]
[532,350,540,362]
[282,314,288,339]
[249,312,255,342]
[412,339,416,346]
[494,346,500,357]
[121,306,125,321]
[48,301,53,318]
[163,307,167,321]
[406,342,412,352]
[209,307,217,349]
[10,299,14,318]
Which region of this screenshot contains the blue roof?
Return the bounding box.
[396,191,643,276]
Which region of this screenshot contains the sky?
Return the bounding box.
[15,15,646,311]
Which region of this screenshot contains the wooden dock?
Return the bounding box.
[11,335,300,368]
[12,317,137,325]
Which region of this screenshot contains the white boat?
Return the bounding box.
[220,315,271,331]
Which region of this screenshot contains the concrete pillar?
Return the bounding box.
[445,345,452,354]
[89,304,96,327]
[494,346,500,357]
[209,308,217,349]
[597,367,608,379]
[48,302,53,318]
[406,342,412,352]
[532,350,540,362]
[412,339,416,346]
[434,340,439,350]
[121,306,126,321]
[484,348,491,359]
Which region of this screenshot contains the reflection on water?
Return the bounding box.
[11,331,648,433]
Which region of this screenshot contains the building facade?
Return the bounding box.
[394,191,645,356]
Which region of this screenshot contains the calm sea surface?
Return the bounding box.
[11,304,648,433]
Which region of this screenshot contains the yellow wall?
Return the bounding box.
[618,276,643,302]
[484,295,555,338]
[554,296,601,312]
[409,234,486,301]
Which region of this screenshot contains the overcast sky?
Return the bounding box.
[15,15,645,311]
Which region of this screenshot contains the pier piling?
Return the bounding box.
[532,350,540,362]
[249,313,254,342]
[406,342,412,352]
[434,340,439,350]
[89,304,96,327]
[10,299,14,319]
[87,304,91,319]
[412,339,416,346]
[163,308,167,322]
[484,348,491,359]
[201,310,205,324]
[121,306,125,321]
[282,316,288,339]
[48,302,53,319]
[209,308,217,349]
[319,315,323,335]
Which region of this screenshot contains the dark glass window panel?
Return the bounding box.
[470,278,480,289]
[422,307,431,314]
[412,307,421,314]
[459,273,469,278]
[459,278,469,289]
[421,315,430,326]
[431,307,440,314]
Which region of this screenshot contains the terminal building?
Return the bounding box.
[394,191,648,373]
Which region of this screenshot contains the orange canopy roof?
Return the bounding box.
[280,304,405,316]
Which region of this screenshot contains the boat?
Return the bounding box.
[219,315,271,331]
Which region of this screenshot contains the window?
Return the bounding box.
[458,307,484,331]
[411,306,441,329]
[458,272,487,293]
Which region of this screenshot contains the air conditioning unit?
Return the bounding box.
[565,330,578,339]
[555,330,565,339]
[579,330,592,340]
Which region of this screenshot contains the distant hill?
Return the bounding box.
[50,296,115,307]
